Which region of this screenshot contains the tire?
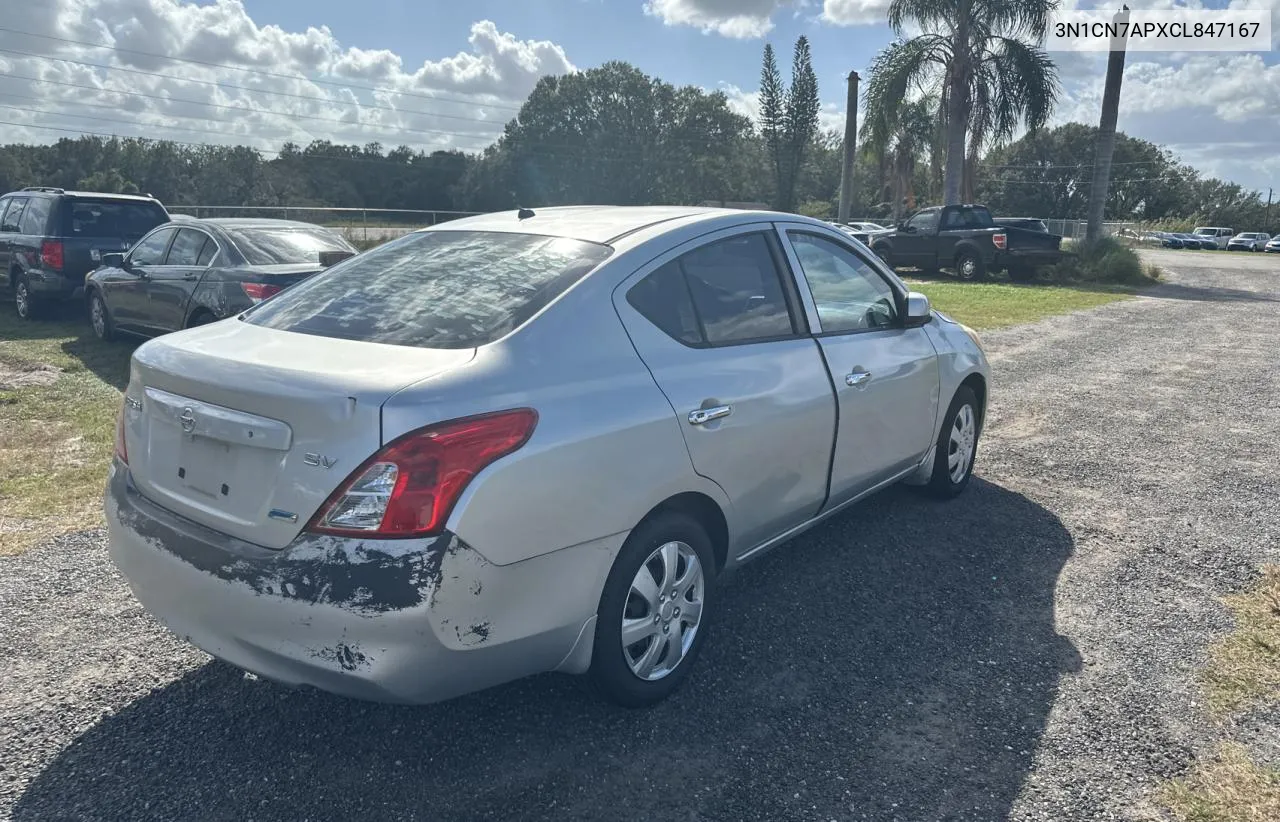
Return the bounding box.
[589,510,716,708]
[88,290,115,341]
[872,245,893,269]
[925,385,981,499]
[955,249,986,281]
[187,311,215,328]
[14,274,38,320]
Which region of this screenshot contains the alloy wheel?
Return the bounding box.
[91,296,106,338]
[621,540,705,681]
[948,403,977,483]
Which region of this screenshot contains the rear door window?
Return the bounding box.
[243,230,614,349]
[1,197,28,232]
[166,228,210,266]
[63,199,169,240]
[19,197,51,234]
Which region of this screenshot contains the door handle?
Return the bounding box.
[183,272,197,280]
[688,405,732,426]
[846,370,872,387]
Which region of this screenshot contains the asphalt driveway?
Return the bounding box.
[2,251,1278,821]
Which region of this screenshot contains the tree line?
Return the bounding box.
[0,52,1272,231]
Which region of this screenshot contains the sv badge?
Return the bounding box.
[303,452,338,469]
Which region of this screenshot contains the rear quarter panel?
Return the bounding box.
[381,255,731,567]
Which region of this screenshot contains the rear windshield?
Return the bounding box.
[62,198,168,240]
[242,230,614,349]
[225,227,352,265]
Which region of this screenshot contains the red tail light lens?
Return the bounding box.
[40,240,64,271]
[114,397,129,465]
[307,408,538,538]
[241,282,283,302]
[992,233,1007,250]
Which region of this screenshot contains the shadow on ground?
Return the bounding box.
[1144,281,1280,304]
[15,479,1080,821]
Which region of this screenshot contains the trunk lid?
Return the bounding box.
[124,320,475,549]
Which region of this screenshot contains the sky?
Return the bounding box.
[0,0,1278,202]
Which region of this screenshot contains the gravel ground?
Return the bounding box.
[3,251,1279,821]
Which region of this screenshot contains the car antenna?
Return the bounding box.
[517,206,535,220]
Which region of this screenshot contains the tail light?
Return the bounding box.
[114,397,129,465]
[992,233,1007,250]
[40,240,64,270]
[307,408,538,538]
[241,282,283,302]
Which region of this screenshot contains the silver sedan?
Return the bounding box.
[106,206,990,707]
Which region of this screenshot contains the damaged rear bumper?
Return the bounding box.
[105,462,616,704]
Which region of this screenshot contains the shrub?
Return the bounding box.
[1041,236,1158,285]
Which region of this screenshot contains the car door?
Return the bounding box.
[110,226,177,332]
[779,227,941,507]
[894,209,940,268]
[614,224,837,553]
[145,227,212,331]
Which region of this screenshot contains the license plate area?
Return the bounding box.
[177,436,235,501]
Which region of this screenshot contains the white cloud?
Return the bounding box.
[643,0,795,38]
[0,0,576,154]
[820,0,892,26]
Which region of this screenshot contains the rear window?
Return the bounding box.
[225,226,352,265]
[243,230,614,349]
[63,199,168,240]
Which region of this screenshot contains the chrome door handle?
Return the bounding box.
[846,370,872,387]
[688,405,732,425]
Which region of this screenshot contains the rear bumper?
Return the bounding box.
[24,269,83,300]
[105,462,606,703]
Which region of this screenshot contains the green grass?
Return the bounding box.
[0,305,136,554]
[903,278,1136,330]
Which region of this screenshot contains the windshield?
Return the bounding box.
[242,230,614,349]
[1194,228,1216,236]
[62,198,168,240]
[226,226,353,265]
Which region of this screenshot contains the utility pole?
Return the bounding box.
[1266,187,1273,233]
[837,70,860,224]
[1085,5,1131,244]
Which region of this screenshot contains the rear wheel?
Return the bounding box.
[955,249,986,281]
[14,274,38,320]
[589,511,715,707]
[88,290,114,341]
[925,385,981,498]
[186,310,216,328]
[872,245,893,269]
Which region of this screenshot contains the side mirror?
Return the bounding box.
[101,252,125,268]
[903,291,932,328]
[900,223,914,233]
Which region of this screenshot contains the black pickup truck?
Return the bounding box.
[866,204,1063,281]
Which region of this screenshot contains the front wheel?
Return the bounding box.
[89,291,115,341]
[925,385,981,498]
[872,245,893,269]
[955,250,986,281]
[14,274,37,320]
[589,511,715,707]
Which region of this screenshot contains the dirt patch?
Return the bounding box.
[0,361,63,391]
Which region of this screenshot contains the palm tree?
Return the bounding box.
[862,97,936,219]
[864,0,1060,205]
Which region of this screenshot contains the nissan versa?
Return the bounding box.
[106,206,990,707]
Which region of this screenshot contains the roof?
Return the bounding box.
[428,206,728,244]
[13,189,162,202]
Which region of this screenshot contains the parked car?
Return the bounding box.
[85,218,356,341]
[1226,232,1270,252]
[1158,233,1184,248]
[1,187,171,319]
[1173,232,1211,250]
[1266,236,1280,253]
[846,221,887,233]
[1193,226,1233,249]
[868,204,1063,281]
[105,206,990,707]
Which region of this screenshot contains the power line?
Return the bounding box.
[0,26,527,113]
